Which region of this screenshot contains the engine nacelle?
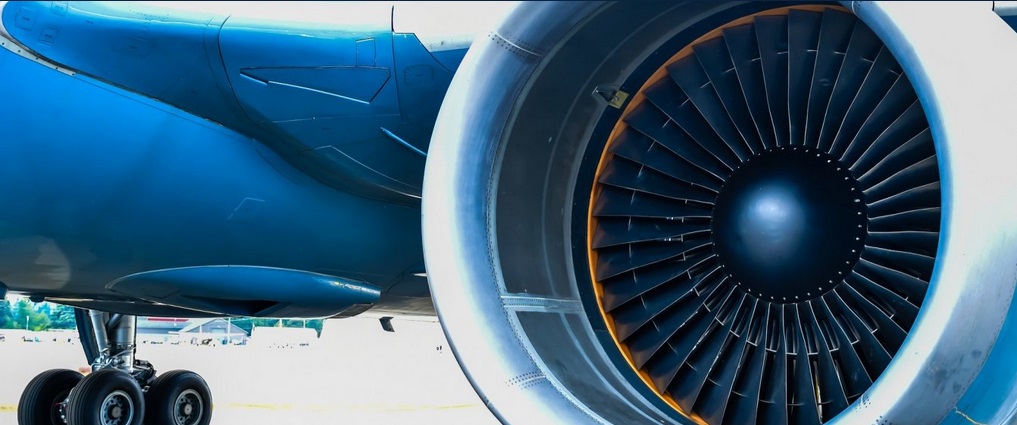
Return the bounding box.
[424,2,1017,424]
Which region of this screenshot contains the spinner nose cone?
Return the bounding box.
[728,184,807,262]
[712,148,867,301]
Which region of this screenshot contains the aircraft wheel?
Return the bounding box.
[65,369,144,425]
[145,370,212,425]
[18,369,83,425]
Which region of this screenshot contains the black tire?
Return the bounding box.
[145,370,212,425]
[66,368,144,425]
[18,369,83,425]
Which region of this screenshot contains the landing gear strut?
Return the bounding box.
[18,308,213,425]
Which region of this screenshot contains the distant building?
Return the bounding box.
[137,317,247,345]
[137,317,190,343]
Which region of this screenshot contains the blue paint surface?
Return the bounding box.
[0,1,464,317]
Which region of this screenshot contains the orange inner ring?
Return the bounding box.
[585,5,849,424]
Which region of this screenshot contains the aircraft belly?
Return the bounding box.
[0,46,425,312]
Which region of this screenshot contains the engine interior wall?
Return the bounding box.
[516,310,675,424]
[491,1,788,423]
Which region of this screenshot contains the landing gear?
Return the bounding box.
[145,371,212,425]
[18,308,214,425]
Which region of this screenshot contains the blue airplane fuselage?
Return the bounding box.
[0,2,466,317]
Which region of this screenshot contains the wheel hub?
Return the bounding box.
[52,391,71,423]
[712,147,865,301]
[100,390,132,425]
[175,389,203,425]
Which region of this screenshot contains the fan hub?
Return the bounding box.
[712,147,866,301]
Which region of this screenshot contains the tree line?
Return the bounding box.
[0,299,77,331]
[0,299,325,335]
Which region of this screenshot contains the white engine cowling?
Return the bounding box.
[424,2,1017,424]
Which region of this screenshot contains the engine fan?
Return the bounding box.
[587,7,935,423]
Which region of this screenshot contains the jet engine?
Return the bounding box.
[423,2,1017,424]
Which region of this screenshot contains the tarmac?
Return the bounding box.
[0,317,498,425]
